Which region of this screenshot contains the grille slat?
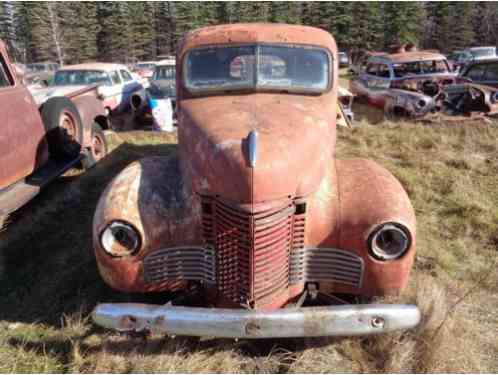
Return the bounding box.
[143,246,216,284]
[289,247,364,287]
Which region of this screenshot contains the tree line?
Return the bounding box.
[0,1,497,65]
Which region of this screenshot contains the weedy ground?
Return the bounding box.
[0,105,497,372]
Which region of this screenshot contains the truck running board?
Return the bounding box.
[0,155,82,218]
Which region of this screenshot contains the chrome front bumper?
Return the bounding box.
[93,303,421,338]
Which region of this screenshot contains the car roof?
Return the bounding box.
[156,59,176,66]
[178,23,337,58]
[58,63,127,72]
[376,51,447,64]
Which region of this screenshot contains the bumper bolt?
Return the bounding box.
[371,316,385,328]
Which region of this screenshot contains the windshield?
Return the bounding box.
[470,48,496,58]
[185,44,330,94]
[136,63,155,69]
[53,70,112,86]
[393,59,449,78]
[153,65,175,80]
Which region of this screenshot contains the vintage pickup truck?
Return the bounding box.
[92,24,420,338]
[0,40,108,228]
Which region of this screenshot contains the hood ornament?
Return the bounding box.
[247,130,258,168]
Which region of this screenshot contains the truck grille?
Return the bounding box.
[143,246,216,284]
[202,197,303,308]
[289,247,364,287]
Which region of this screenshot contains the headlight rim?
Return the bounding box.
[100,220,142,258]
[367,222,412,262]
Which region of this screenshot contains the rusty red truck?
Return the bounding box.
[92,24,420,338]
[0,40,108,228]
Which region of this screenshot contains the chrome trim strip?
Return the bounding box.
[248,130,258,168]
[93,303,421,338]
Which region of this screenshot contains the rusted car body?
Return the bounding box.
[0,40,108,228]
[350,49,498,119]
[92,24,420,338]
[350,50,461,117]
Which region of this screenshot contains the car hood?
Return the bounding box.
[178,93,335,203]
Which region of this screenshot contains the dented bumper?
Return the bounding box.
[93,303,421,338]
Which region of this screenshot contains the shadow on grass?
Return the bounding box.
[0,141,178,328]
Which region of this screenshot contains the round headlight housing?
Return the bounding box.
[491,92,498,104]
[368,223,411,261]
[100,221,141,257]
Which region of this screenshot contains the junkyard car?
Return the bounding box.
[133,61,157,80]
[448,50,473,73]
[92,24,420,338]
[0,41,108,228]
[53,63,143,115]
[338,51,349,67]
[350,50,461,118]
[130,58,177,127]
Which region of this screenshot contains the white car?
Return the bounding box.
[50,63,144,114]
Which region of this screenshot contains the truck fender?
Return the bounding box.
[335,158,416,296]
[92,155,201,292]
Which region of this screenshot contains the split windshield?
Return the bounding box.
[185,44,330,94]
[53,70,112,86]
[393,59,449,78]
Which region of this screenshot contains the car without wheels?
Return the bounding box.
[91,24,420,339]
[0,40,109,228]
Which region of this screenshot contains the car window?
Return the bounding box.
[0,55,13,87]
[110,70,121,84]
[53,70,113,86]
[120,69,133,82]
[378,64,390,78]
[365,63,378,76]
[464,64,486,81]
[482,63,498,81]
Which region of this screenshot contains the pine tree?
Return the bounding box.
[383,2,425,49]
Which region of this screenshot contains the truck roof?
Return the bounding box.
[58,62,127,72]
[178,23,337,57]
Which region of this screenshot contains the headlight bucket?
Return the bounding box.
[368,223,411,261]
[100,221,141,257]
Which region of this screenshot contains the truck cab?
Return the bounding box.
[0,40,108,228]
[92,24,420,338]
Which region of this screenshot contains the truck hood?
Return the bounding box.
[179,93,335,203]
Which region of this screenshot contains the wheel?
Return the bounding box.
[41,97,83,159]
[81,123,108,169]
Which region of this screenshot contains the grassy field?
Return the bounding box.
[0,105,497,372]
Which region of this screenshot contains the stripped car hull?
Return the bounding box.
[92,24,418,337]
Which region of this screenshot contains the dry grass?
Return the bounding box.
[0,108,497,372]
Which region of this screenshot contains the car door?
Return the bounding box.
[462,63,486,83]
[479,62,498,88]
[363,62,391,107]
[0,50,47,189]
[119,69,141,110]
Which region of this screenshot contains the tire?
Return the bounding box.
[81,122,108,169]
[41,96,83,159]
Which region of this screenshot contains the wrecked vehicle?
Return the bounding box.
[130,58,176,130]
[350,49,461,118]
[92,24,420,339]
[0,40,109,229]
